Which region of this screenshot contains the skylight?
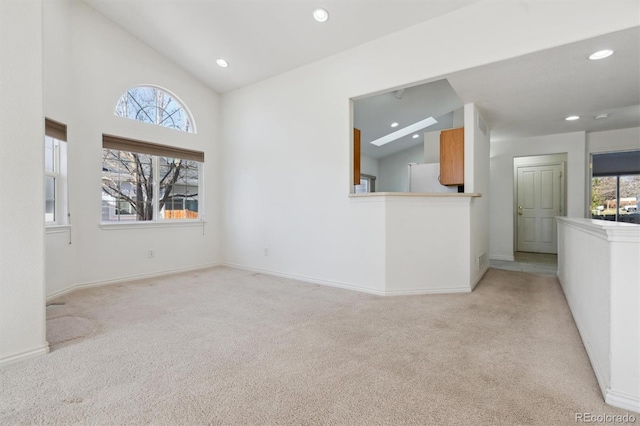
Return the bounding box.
[370,117,438,146]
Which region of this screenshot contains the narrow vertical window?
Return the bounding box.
[44,137,57,222]
[44,118,68,225]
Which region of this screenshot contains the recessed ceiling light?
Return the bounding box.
[216,58,229,68]
[313,8,329,22]
[412,134,420,139]
[565,115,580,121]
[589,49,614,60]
[595,113,609,120]
[391,122,399,128]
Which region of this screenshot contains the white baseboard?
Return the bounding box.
[582,332,610,398]
[47,262,222,301]
[222,262,387,295]
[383,287,471,296]
[470,263,490,290]
[222,263,473,296]
[0,343,49,368]
[606,389,640,414]
[489,254,515,262]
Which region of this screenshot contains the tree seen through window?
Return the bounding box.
[101,149,199,222]
[115,86,194,133]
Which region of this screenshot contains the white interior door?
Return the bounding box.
[516,164,563,253]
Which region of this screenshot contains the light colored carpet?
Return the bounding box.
[45,315,98,346]
[0,267,633,424]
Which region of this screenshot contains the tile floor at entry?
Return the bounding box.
[490,252,558,275]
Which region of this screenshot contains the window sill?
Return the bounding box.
[349,192,481,198]
[99,220,205,231]
[46,224,71,234]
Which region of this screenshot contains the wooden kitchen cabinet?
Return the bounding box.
[440,127,464,186]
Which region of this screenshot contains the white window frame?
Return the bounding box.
[114,85,196,134]
[101,149,204,226]
[45,135,68,226]
[589,150,640,223]
[354,173,376,194]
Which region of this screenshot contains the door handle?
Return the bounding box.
[518,206,523,216]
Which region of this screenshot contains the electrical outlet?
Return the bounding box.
[264,248,269,256]
[148,250,154,258]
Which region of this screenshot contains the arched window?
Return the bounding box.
[115,86,195,133]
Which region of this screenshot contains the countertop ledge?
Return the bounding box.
[557,217,640,243]
[349,192,481,198]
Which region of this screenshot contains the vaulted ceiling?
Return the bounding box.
[82,1,639,148]
[82,0,480,94]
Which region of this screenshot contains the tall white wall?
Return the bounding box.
[43,0,75,297]
[221,1,636,288]
[360,154,379,178]
[587,127,640,154]
[465,104,490,285]
[43,0,221,297]
[423,130,440,164]
[489,132,586,260]
[0,0,49,364]
[44,0,72,123]
[221,81,387,288]
[377,145,423,192]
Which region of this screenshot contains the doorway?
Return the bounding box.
[514,155,566,254]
